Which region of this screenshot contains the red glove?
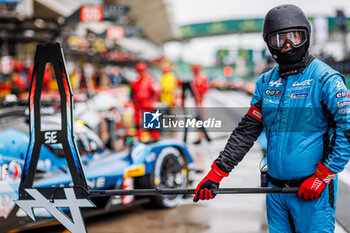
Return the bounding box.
[193,161,229,202]
[298,162,336,200]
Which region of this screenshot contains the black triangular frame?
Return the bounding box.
[19,42,89,200]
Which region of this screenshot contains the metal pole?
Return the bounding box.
[89,187,299,197]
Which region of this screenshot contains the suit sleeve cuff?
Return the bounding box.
[212,161,229,177]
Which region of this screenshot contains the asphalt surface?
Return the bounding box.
[22,89,349,233]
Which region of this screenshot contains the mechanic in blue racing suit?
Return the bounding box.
[193,4,350,233]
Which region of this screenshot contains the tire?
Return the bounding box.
[150,147,188,208]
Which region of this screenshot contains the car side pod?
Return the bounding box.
[15,42,94,233]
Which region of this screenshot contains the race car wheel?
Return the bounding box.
[151,147,188,208]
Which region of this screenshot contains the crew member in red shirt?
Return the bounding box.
[131,62,160,140]
[191,64,209,107]
[191,64,210,144]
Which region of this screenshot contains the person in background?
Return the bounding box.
[108,66,121,86]
[193,4,350,233]
[27,63,53,91]
[70,67,81,92]
[191,64,209,107]
[191,64,210,144]
[131,62,160,141]
[160,64,178,108]
[11,61,27,95]
[95,68,111,89]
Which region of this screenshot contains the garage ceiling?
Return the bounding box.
[17,0,178,45]
[114,0,180,45]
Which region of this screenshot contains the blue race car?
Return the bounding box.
[0,110,195,232]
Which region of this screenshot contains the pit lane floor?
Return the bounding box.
[23,90,348,233]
